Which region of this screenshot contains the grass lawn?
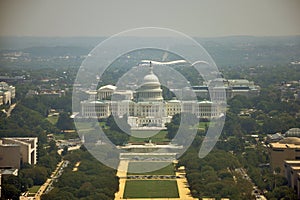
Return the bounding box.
[47,115,58,125]
[75,122,96,130]
[99,121,108,129]
[53,133,65,140]
[198,121,210,130]
[123,180,179,198]
[28,185,40,193]
[127,162,175,175]
[129,130,169,143]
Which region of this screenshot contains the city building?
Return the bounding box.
[0,137,38,169]
[284,160,300,198]
[182,78,260,101]
[97,85,117,100]
[268,137,300,175]
[0,82,15,105]
[269,137,300,198]
[266,132,284,143]
[80,65,224,128]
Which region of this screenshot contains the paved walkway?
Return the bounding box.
[34,161,64,200]
[114,160,129,199]
[175,171,197,200]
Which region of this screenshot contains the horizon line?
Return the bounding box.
[1,34,300,38]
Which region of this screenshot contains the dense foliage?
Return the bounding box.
[41,149,119,200]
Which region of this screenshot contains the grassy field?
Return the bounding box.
[28,185,40,193]
[197,121,210,130]
[123,180,179,198]
[73,122,109,131]
[47,115,58,125]
[53,133,65,140]
[75,122,95,130]
[129,130,169,143]
[127,162,175,175]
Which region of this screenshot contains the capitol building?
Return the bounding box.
[80,65,222,129]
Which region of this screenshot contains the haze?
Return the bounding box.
[0,0,300,37]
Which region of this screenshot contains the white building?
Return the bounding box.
[187,78,260,101]
[0,82,15,105]
[81,100,110,118]
[80,65,223,128]
[97,85,117,100]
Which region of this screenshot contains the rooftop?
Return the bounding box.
[270,137,300,148]
[284,160,300,164]
[290,166,300,171]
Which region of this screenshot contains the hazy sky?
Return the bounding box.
[0,0,300,37]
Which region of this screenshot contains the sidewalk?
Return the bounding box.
[114,160,129,199]
[34,161,64,200]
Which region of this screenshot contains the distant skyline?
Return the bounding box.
[0,0,300,37]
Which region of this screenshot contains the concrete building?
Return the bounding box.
[266,132,284,143]
[0,137,38,169]
[81,100,110,118]
[268,137,300,175]
[187,78,260,101]
[284,161,300,190]
[97,85,117,100]
[0,142,20,169]
[284,160,300,198]
[80,66,224,128]
[0,82,15,105]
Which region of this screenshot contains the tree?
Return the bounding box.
[56,112,74,131]
[21,166,48,185]
[105,114,130,133]
[2,184,20,200]
[48,140,57,152]
[61,146,68,156]
[239,117,258,134]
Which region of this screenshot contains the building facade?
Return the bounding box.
[0,137,38,169]
[80,66,224,128]
[268,137,300,175]
[0,82,15,105]
[284,160,300,198]
[182,78,260,101]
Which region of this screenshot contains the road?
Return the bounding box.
[235,168,267,200]
[34,160,67,200]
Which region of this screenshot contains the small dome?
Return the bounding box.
[285,128,300,137]
[143,72,160,84]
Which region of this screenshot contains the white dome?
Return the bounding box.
[143,72,159,84]
[136,67,163,102]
